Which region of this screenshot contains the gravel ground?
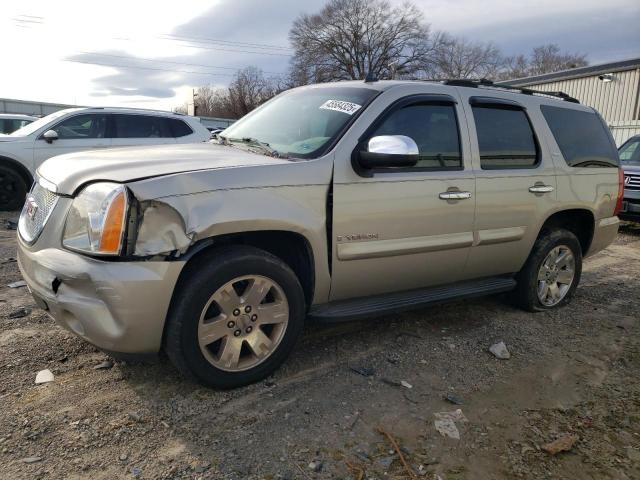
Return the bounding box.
[0,213,639,480]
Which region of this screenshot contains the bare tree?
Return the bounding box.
[498,44,588,80]
[289,0,437,82]
[189,67,284,119]
[527,44,588,75]
[499,54,530,81]
[192,85,220,116]
[424,33,505,79]
[172,103,188,115]
[226,67,279,117]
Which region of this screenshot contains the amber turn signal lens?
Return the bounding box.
[99,190,126,254]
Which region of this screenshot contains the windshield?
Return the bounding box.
[220,86,378,159]
[9,109,74,137]
[619,138,640,166]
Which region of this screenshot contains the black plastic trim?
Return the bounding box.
[308,276,516,322]
[469,96,525,109]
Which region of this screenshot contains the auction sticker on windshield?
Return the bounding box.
[319,100,362,115]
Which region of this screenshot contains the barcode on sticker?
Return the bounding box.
[319,100,362,115]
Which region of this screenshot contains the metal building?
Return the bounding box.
[197,116,236,130]
[0,98,76,117]
[503,58,640,145]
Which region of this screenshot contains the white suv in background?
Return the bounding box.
[0,107,211,210]
[0,114,38,134]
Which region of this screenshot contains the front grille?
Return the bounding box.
[18,182,59,244]
[625,173,640,191]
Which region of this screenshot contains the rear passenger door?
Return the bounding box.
[109,114,177,148]
[459,93,557,278]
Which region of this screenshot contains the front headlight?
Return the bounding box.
[63,182,128,255]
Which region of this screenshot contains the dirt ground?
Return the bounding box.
[1,212,639,480]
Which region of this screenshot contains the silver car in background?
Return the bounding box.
[619,134,640,221]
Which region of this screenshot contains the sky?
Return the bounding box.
[1,0,639,112]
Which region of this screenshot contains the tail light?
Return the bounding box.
[614,168,624,216]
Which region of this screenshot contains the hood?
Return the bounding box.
[37,143,293,195]
[0,135,20,142]
[622,163,640,174]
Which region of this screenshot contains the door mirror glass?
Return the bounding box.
[42,129,58,143]
[358,135,419,169]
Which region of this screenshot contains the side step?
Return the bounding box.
[308,276,516,322]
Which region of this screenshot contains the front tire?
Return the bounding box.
[512,229,582,312]
[164,246,306,389]
[0,164,28,211]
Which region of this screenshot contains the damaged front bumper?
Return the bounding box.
[17,242,185,356]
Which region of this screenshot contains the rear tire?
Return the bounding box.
[512,229,582,312]
[164,246,306,389]
[0,164,28,211]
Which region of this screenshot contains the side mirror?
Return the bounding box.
[357,135,419,169]
[42,130,58,143]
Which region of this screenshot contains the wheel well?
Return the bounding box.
[180,231,315,308]
[0,156,33,188]
[539,209,594,254]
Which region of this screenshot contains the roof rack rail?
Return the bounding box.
[442,78,580,104]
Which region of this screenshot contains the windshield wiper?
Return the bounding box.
[221,136,285,158]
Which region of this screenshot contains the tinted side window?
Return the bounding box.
[53,114,108,139]
[166,118,193,137]
[472,106,538,169]
[369,103,461,169]
[540,105,619,167]
[113,115,171,138]
[619,138,640,165]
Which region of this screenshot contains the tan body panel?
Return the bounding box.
[329,84,476,300]
[142,184,332,304]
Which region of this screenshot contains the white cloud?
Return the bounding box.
[1,0,218,109]
[1,0,638,111]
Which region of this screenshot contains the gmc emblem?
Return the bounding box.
[25,196,39,220]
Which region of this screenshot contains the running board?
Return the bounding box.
[308,276,516,322]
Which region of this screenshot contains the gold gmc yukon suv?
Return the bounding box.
[17,79,623,388]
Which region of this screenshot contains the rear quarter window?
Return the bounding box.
[540,105,619,168]
[113,114,172,138]
[166,118,193,137]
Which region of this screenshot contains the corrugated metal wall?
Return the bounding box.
[0,98,75,116]
[610,121,640,146]
[527,68,640,123]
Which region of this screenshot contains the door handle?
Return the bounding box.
[439,191,472,200]
[528,185,554,194]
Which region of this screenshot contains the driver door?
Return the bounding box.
[330,92,476,301]
[33,113,110,167]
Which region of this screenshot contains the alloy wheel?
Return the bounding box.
[197,275,289,372]
[536,245,575,307]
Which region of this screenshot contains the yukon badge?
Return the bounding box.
[25,195,39,220]
[337,233,379,242]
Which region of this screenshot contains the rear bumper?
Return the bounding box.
[586,216,620,257]
[619,197,640,222]
[17,242,185,354]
